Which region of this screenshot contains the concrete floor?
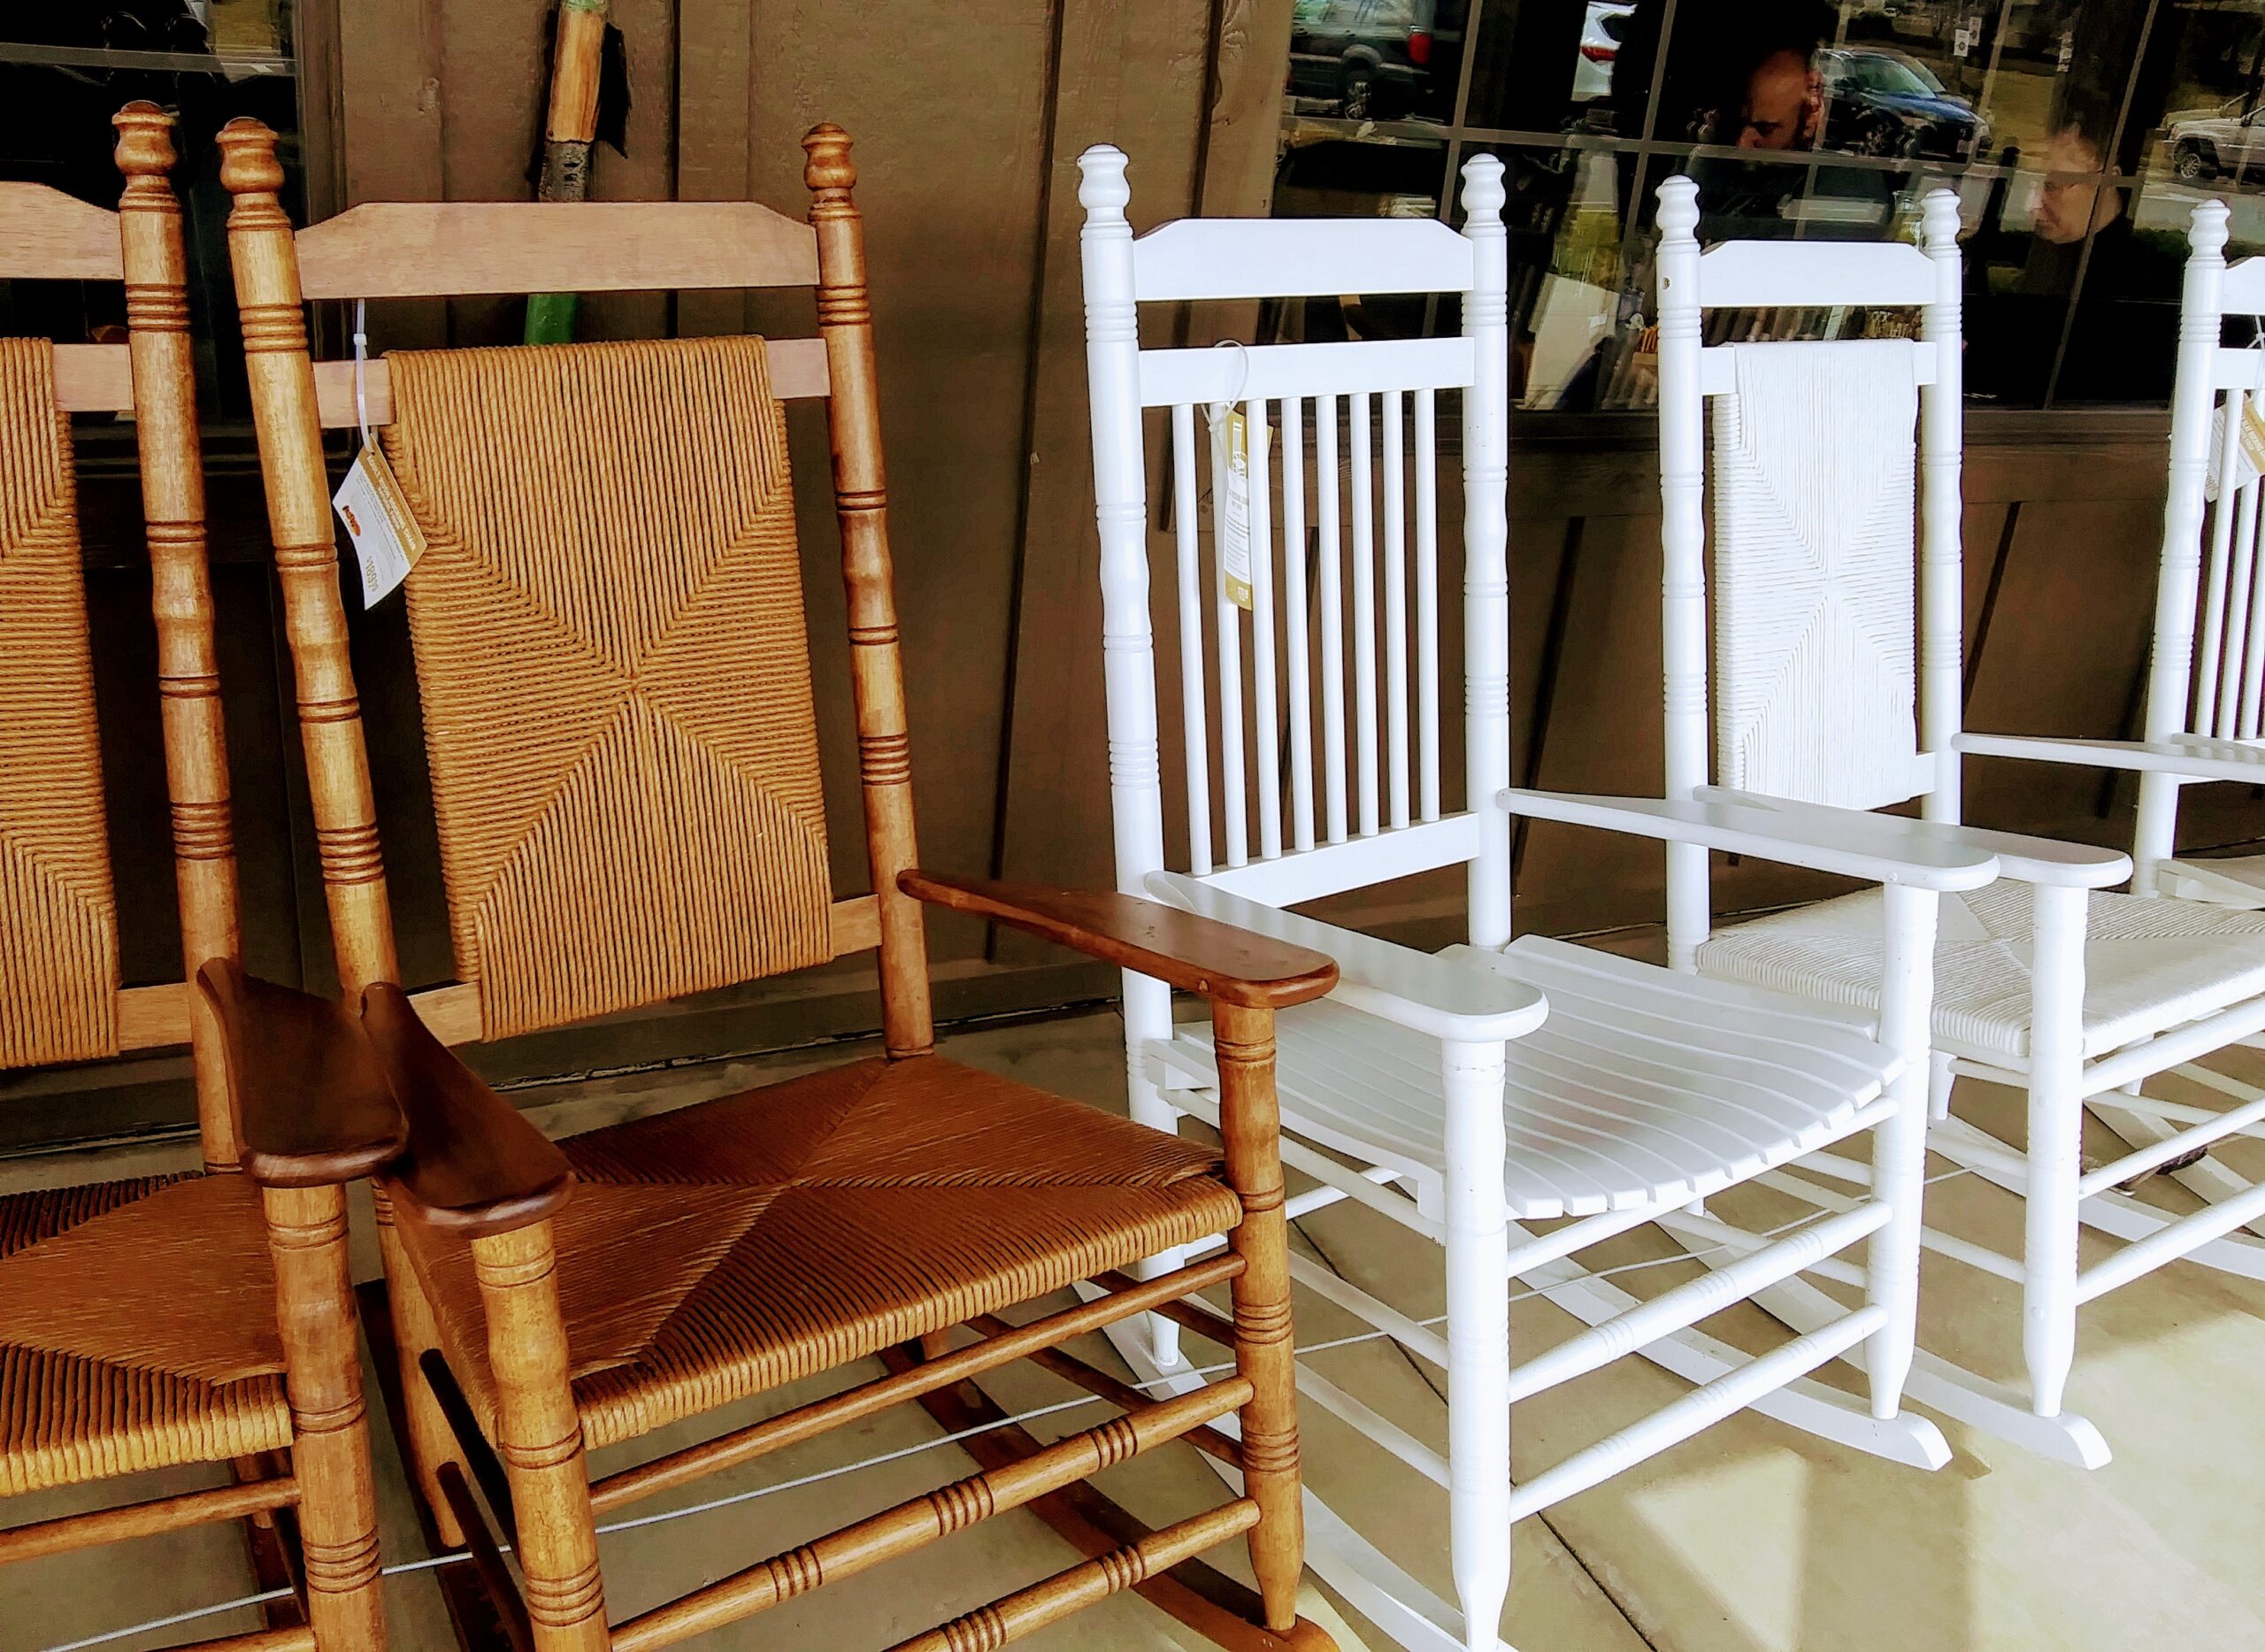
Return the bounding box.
[11,1000,2265,1651]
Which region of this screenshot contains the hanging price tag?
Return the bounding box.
[334,444,426,605]
[1211,406,1263,611]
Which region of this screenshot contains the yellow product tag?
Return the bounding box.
[333,443,427,606]
[1211,407,1262,612]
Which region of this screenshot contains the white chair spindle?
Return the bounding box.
[1317,393,1349,844]
[1384,388,1412,831]
[2219,462,2260,740]
[1214,411,1250,869]
[1350,391,1382,836]
[2245,507,2265,739]
[1416,386,1442,823]
[1248,396,1284,860]
[2198,388,2243,736]
[1171,404,1214,876]
[1281,396,1317,853]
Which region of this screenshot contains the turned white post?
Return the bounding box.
[1917,188,1966,825]
[1079,142,1184,1368]
[1462,153,1514,952]
[1866,880,1939,1417]
[1655,175,1711,970]
[2136,200,2231,895]
[1440,1036,1511,1652]
[2024,880,2089,1417]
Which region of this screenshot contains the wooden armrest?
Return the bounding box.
[196,961,407,1188]
[361,982,572,1238]
[898,870,1339,1010]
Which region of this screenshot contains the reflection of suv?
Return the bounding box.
[1818,46,1987,158]
[1287,0,1467,123]
[2168,96,2265,183]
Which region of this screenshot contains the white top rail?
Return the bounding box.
[1131,217,1476,303]
[2222,254,2265,315]
[1693,239,1936,311]
[1138,335,1477,408]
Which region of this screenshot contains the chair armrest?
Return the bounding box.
[1501,787,2000,891]
[196,960,407,1188]
[361,982,572,1238]
[899,870,1339,1010]
[1956,730,2265,787]
[1145,872,1549,1042]
[1701,788,2131,889]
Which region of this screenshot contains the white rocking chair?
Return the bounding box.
[1076,147,1988,1652]
[1671,181,2265,1469]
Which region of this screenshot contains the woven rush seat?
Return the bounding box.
[0,1173,290,1495]
[393,1055,1244,1450]
[1700,880,2265,1063]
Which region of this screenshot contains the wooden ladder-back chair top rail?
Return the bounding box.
[217,116,925,1056]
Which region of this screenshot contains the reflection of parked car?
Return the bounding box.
[1574,3,1633,103]
[2168,96,2265,183]
[1287,0,1466,123]
[1818,46,1987,158]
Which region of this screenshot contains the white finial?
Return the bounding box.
[2191,197,2231,258]
[1459,152,1506,220]
[1655,173,1700,240]
[1920,187,1960,252]
[1078,144,1131,216]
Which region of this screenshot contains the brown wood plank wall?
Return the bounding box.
[8,0,2255,1156]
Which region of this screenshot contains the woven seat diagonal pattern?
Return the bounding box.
[0,1173,290,1494]
[1699,881,2265,1062]
[397,1056,1243,1450]
[381,335,832,1041]
[0,336,120,1067]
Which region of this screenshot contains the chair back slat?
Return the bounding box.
[0,183,126,280]
[1078,143,1509,937]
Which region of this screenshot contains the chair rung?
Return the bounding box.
[964,1314,1241,1469]
[204,1627,317,1652]
[882,1500,1263,1652]
[2077,1084,2265,1196]
[0,1473,298,1565]
[2077,1173,2265,1302]
[608,1378,1254,1652]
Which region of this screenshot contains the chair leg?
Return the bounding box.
[264,1184,389,1650]
[1866,882,1937,1420]
[472,1221,610,1652]
[1440,1039,1512,1652]
[373,1189,466,1548]
[1211,1003,1306,1636]
[2023,884,2088,1419]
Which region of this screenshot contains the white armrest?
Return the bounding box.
[1145,872,1548,1042]
[1955,731,2265,787]
[1701,788,2131,890]
[1501,788,2000,892]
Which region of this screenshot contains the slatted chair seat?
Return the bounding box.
[390,1056,1243,1450]
[1163,937,1895,1222]
[1701,882,2265,1063]
[2163,851,2265,905]
[0,1174,291,1495]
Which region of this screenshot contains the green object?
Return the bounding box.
[524,290,580,345]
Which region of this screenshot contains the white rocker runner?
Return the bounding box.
[1669,182,2265,1469]
[1075,146,1991,1652]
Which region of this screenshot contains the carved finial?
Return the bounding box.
[1920,186,1961,253]
[216,117,286,197]
[1458,151,1505,220]
[802,123,856,196]
[1655,173,1700,242]
[1077,145,1131,218]
[111,100,176,179]
[2191,197,2232,259]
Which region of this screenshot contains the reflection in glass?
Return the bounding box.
[1286,0,1470,125]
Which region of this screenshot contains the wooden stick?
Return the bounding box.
[525,0,612,342]
[963,1314,1242,1468]
[885,1500,1263,1652]
[803,124,933,1059]
[0,1474,297,1565]
[589,1253,1242,1514]
[607,1380,1252,1652]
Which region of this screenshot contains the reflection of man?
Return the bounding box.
[2032,125,2121,244]
[1738,47,1823,150]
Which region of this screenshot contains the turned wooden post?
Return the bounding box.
[113,102,245,1172]
[803,125,933,1060]
[263,1183,391,1648]
[472,1222,610,1651]
[372,1187,468,1549]
[217,117,400,1000]
[1209,1001,1305,1633]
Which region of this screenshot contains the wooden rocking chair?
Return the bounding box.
[218,114,1335,1652]
[1075,148,2000,1652]
[0,106,400,1650]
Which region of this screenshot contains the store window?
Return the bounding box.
[0,4,307,429]
[1272,0,2263,411]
